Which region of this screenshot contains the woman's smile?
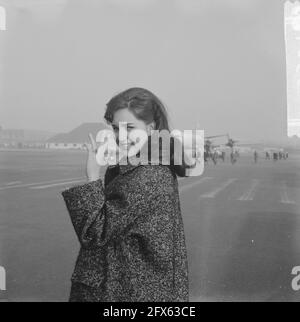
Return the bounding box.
[118,141,134,149]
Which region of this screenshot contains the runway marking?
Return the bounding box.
[30,179,86,189]
[237,179,259,201]
[0,177,85,190]
[200,178,237,198]
[179,177,213,193]
[4,181,22,185]
[280,183,296,204]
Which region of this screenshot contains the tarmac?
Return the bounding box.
[0,149,299,301]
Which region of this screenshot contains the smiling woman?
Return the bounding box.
[61,87,190,302]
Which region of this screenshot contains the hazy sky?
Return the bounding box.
[0,0,289,140]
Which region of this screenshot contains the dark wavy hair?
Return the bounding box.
[104,87,193,177]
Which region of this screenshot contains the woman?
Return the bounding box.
[61,87,190,302]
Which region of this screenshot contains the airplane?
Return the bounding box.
[204,134,228,164]
[204,133,253,164]
[224,133,239,150]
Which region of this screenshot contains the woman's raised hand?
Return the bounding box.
[85,133,103,182]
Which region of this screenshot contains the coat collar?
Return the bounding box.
[118,155,150,175]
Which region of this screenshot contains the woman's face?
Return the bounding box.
[111,108,154,153]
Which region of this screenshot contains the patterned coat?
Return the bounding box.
[61,149,189,302]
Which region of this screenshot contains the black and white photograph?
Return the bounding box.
[0,0,300,303]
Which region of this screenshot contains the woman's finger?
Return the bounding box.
[83,142,93,152]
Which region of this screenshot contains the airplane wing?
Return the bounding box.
[205,134,227,139]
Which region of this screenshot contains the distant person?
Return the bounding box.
[221,151,225,162]
[61,87,190,302]
[230,151,236,164]
[212,151,218,165]
[254,150,258,163]
[265,151,270,160]
[273,152,278,161]
[204,151,209,162]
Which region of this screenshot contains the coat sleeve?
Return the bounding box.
[61,165,175,249]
